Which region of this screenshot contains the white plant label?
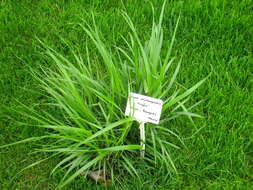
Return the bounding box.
[125,92,163,124]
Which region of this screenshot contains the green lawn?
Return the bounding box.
[0,0,253,189]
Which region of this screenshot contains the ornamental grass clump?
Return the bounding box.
[1,2,206,188]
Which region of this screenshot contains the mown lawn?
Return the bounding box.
[0,0,252,189]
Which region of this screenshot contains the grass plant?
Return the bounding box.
[1,2,207,188]
[0,0,252,189]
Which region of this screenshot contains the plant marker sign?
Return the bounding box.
[125,92,163,157]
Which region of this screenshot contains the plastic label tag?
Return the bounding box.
[125,92,163,124]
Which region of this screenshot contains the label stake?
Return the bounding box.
[139,122,145,157]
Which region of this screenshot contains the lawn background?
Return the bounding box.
[0,0,253,189]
